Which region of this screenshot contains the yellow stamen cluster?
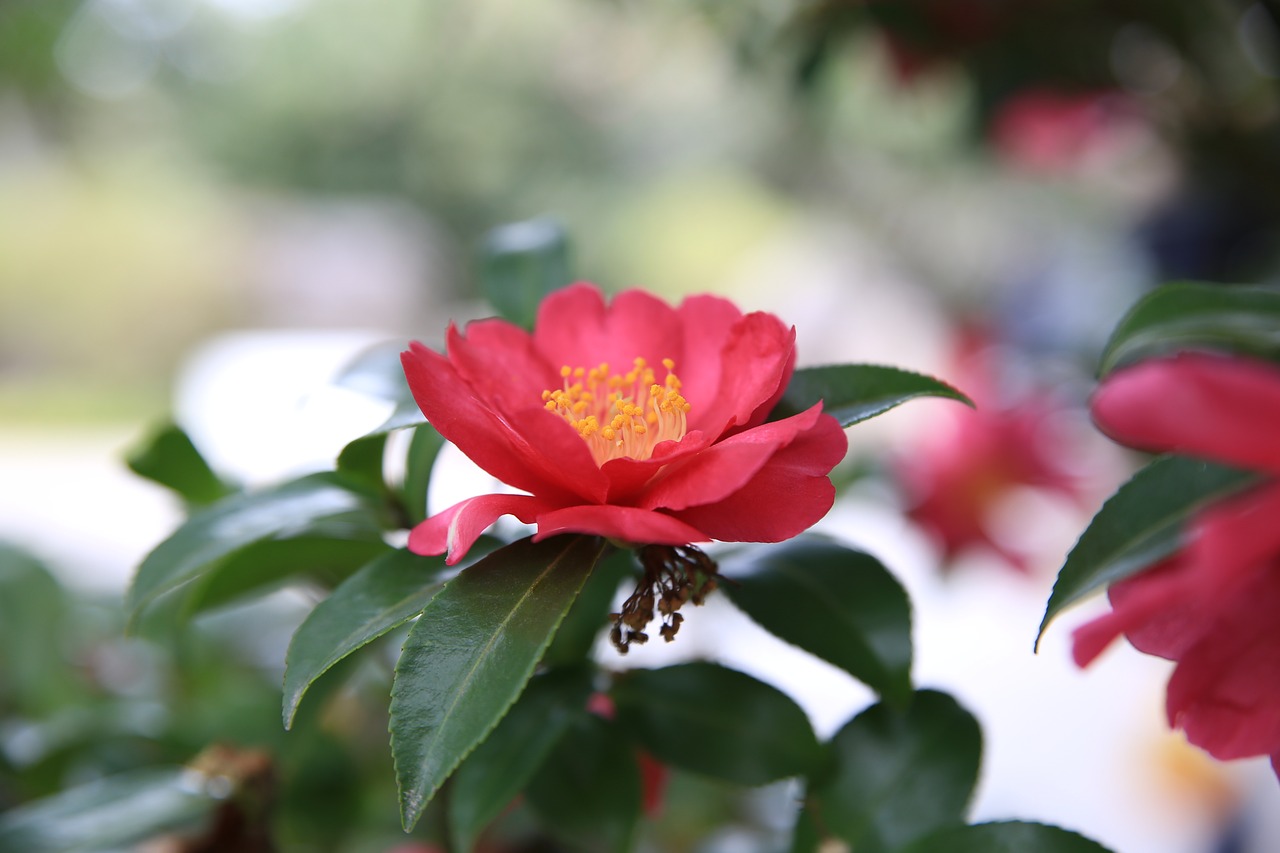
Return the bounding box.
[542,356,691,464]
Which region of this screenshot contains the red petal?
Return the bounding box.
[638,406,823,512]
[533,283,683,377]
[672,294,743,419]
[673,410,845,541]
[446,319,558,415]
[687,312,796,439]
[1091,351,1280,474]
[533,505,710,547]
[408,493,553,565]
[602,430,713,504]
[1165,565,1280,761]
[402,343,599,503]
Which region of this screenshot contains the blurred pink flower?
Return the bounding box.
[401,283,846,564]
[990,89,1139,173]
[895,334,1086,571]
[1072,351,1280,779]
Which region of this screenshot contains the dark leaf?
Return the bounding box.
[1037,456,1260,647]
[1098,282,1280,377]
[448,668,595,851]
[770,365,972,427]
[612,662,820,785]
[125,421,233,506]
[126,472,384,627]
[722,538,912,705]
[812,690,982,853]
[283,548,451,728]
[335,432,388,495]
[401,423,445,526]
[541,548,631,668]
[389,535,606,829]
[899,820,1115,853]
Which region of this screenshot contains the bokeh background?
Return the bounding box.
[3,1,1280,851]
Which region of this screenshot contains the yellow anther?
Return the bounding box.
[602,426,616,441]
[662,358,675,370]
[561,365,572,378]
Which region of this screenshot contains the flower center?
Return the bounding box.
[542,356,691,464]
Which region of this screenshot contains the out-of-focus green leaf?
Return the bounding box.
[524,713,640,853]
[401,423,445,526]
[283,548,450,727]
[126,472,384,627]
[336,432,388,495]
[722,538,913,706]
[389,535,605,830]
[542,547,630,667]
[0,767,219,853]
[1097,282,1280,377]
[612,662,820,785]
[125,421,233,506]
[770,365,972,427]
[899,821,1115,852]
[448,667,595,851]
[479,218,572,330]
[1037,455,1260,647]
[0,543,71,713]
[333,342,427,434]
[185,536,390,618]
[789,804,823,853]
[812,690,981,853]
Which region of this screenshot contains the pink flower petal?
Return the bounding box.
[446,319,558,415]
[533,283,683,377]
[402,343,574,500]
[601,430,713,504]
[408,493,554,565]
[672,294,744,419]
[687,312,796,438]
[1091,351,1280,474]
[673,411,845,541]
[533,505,710,547]
[1164,565,1280,761]
[638,406,824,512]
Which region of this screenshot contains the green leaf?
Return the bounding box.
[389,534,606,830]
[336,431,388,495]
[541,548,631,668]
[0,544,72,713]
[283,548,451,728]
[1037,455,1260,647]
[0,767,220,853]
[479,218,572,330]
[448,667,595,851]
[524,713,641,853]
[124,421,233,506]
[612,662,820,785]
[812,690,982,853]
[333,342,427,434]
[722,537,913,706]
[401,423,445,526]
[126,472,384,627]
[1098,281,1280,377]
[899,821,1116,853]
[770,365,972,427]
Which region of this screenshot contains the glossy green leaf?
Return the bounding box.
[900,821,1115,853]
[813,690,981,853]
[389,534,606,830]
[401,423,445,526]
[479,218,572,330]
[541,547,630,668]
[125,421,233,506]
[1098,281,1280,377]
[770,364,972,427]
[126,472,384,627]
[722,538,913,705]
[612,662,820,785]
[0,767,219,853]
[333,342,427,434]
[283,548,450,728]
[1037,455,1260,646]
[524,713,641,853]
[336,431,388,495]
[448,667,595,851]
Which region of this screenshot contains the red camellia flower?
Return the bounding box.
[1071,351,1280,779]
[400,283,847,565]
